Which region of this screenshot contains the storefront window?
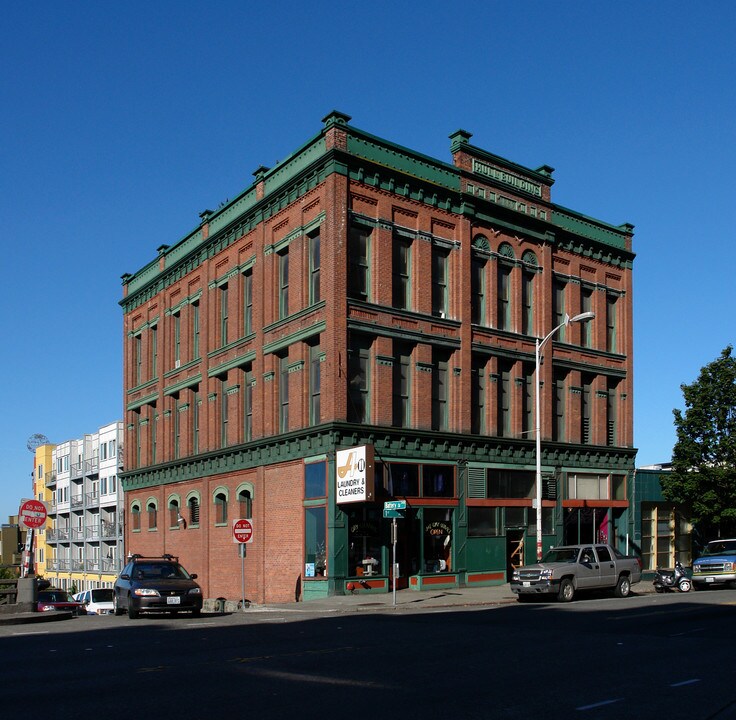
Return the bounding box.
[423,508,453,573]
[348,506,383,577]
[468,507,499,536]
[387,463,419,497]
[422,465,455,497]
[488,470,535,499]
[304,506,326,577]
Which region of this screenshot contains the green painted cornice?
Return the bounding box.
[119,420,636,492]
[121,114,634,315]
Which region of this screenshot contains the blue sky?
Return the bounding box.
[2,1,734,521]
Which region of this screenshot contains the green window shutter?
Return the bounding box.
[467,467,487,498]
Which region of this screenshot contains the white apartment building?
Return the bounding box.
[42,421,124,592]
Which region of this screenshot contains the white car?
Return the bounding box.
[74,588,115,615]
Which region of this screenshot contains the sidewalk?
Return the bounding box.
[257,583,519,614]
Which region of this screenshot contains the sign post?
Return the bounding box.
[233,519,254,611]
[19,499,48,578]
[383,501,406,607]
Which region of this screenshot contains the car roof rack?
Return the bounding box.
[129,553,179,562]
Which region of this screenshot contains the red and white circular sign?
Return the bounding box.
[233,518,254,544]
[19,499,48,529]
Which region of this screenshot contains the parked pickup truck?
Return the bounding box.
[692,538,736,589]
[510,543,642,602]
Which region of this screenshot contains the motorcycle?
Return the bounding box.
[653,561,692,593]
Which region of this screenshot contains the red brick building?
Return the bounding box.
[120,112,635,603]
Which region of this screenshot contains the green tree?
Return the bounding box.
[662,346,736,537]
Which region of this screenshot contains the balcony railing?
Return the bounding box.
[71,559,84,571]
[86,491,99,506]
[45,471,57,487]
[71,527,85,540]
[70,494,84,508]
[86,524,100,540]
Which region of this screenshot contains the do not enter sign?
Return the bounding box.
[233,518,254,544]
[19,499,48,529]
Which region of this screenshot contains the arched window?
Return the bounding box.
[168,497,180,528]
[187,495,200,526]
[237,487,253,519]
[214,491,228,525]
[131,502,141,532]
[147,500,157,530]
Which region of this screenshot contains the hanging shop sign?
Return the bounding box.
[336,445,375,504]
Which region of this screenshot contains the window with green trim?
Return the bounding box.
[278,249,289,319]
[348,226,370,301]
[309,230,320,305]
[243,269,253,336]
[432,246,449,317]
[392,237,411,310]
[347,335,371,424]
[471,256,486,325]
[214,491,228,524]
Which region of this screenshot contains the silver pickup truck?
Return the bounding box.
[510,543,642,602]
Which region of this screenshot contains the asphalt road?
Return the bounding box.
[4,589,735,720]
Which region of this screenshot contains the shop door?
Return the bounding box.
[394,509,420,588]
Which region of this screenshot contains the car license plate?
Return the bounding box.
[523,581,531,587]
[706,577,714,583]
[167,596,181,605]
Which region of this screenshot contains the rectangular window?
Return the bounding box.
[347,336,371,424]
[243,269,253,336]
[100,443,108,461]
[422,465,455,498]
[279,355,289,433]
[192,302,200,360]
[278,250,289,319]
[522,362,534,438]
[348,226,370,301]
[174,397,181,459]
[606,294,617,353]
[220,378,229,447]
[471,359,486,434]
[581,286,593,348]
[134,335,142,386]
[582,374,593,444]
[497,264,512,331]
[497,361,511,437]
[243,369,253,442]
[392,343,412,428]
[151,407,157,464]
[310,343,321,426]
[432,247,449,317]
[305,461,326,499]
[432,351,449,431]
[309,231,320,305]
[471,257,485,325]
[552,371,566,441]
[305,506,327,577]
[488,469,535,499]
[522,269,534,335]
[192,390,199,453]
[568,473,609,500]
[151,325,158,378]
[607,378,618,447]
[220,284,229,346]
[468,507,499,537]
[174,312,181,364]
[553,278,566,341]
[392,237,411,310]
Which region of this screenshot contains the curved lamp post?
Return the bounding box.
[535,311,595,561]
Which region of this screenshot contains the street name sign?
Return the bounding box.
[384,500,407,510]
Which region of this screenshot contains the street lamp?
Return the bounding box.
[535,311,595,561]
